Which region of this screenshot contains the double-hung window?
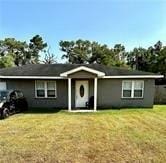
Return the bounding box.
[133,81,144,98]
[122,80,144,98]
[36,81,45,97]
[122,81,132,98]
[47,81,56,97]
[35,81,57,98]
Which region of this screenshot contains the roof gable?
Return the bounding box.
[60,66,105,77]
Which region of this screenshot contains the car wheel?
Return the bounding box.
[2,108,10,119]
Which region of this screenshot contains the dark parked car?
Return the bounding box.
[0,90,28,119]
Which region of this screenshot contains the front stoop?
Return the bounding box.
[69,110,96,113]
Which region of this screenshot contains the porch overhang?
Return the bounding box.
[61,66,101,112]
[60,66,105,77]
[67,77,98,112]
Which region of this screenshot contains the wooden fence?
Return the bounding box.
[154,85,166,104]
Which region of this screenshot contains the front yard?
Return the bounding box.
[0,105,166,163]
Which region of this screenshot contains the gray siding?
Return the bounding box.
[98,79,155,108]
[6,79,68,108]
[5,78,155,108]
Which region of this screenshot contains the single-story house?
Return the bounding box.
[0,64,163,111]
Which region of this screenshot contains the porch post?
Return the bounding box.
[68,78,71,111]
[94,77,97,111]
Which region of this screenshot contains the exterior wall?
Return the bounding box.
[68,70,97,78]
[5,78,94,108]
[4,78,155,109]
[6,79,68,108]
[154,85,166,104]
[97,79,155,108]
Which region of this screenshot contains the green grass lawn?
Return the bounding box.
[0,105,166,163]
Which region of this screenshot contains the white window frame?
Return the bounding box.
[35,80,57,98]
[122,80,144,98]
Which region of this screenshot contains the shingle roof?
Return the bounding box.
[0,64,156,77]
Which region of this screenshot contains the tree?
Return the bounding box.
[126,47,148,70]
[29,35,47,64]
[89,42,111,64]
[60,40,75,63]
[60,39,91,64]
[0,35,47,68]
[113,44,125,61]
[112,44,127,67]
[43,48,57,64]
[0,38,28,66]
[126,41,166,78]
[0,55,14,68]
[157,46,166,76]
[59,39,127,66]
[146,41,163,73]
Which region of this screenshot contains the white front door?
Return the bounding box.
[75,80,89,107]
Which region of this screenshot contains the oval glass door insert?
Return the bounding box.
[80,85,84,97]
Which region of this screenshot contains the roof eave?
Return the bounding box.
[0,76,64,79]
[103,75,164,79]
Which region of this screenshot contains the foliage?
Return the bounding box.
[60,39,91,64]
[59,39,126,67]
[126,47,149,70]
[0,54,15,68]
[126,41,166,76]
[29,35,47,64]
[0,35,47,68]
[0,36,165,78]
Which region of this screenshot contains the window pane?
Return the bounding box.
[36,81,45,89]
[37,90,45,97]
[80,85,84,97]
[134,90,143,97]
[123,81,132,90]
[47,81,55,90]
[47,90,55,97]
[123,90,132,97]
[134,81,143,89]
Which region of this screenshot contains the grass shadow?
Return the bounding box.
[23,107,61,114]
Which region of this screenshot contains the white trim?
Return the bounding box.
[0,76,64,79]
[94,78,97,111]
[121,80,144,98]
[70,110,95,112]
[60,66,105,77]
[103,75,164,79]
[35,80,57,98]
[68,78,71,111]
[0,75,163,79]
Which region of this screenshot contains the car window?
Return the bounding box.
[16,91,24,98]
[0,91,8,98]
